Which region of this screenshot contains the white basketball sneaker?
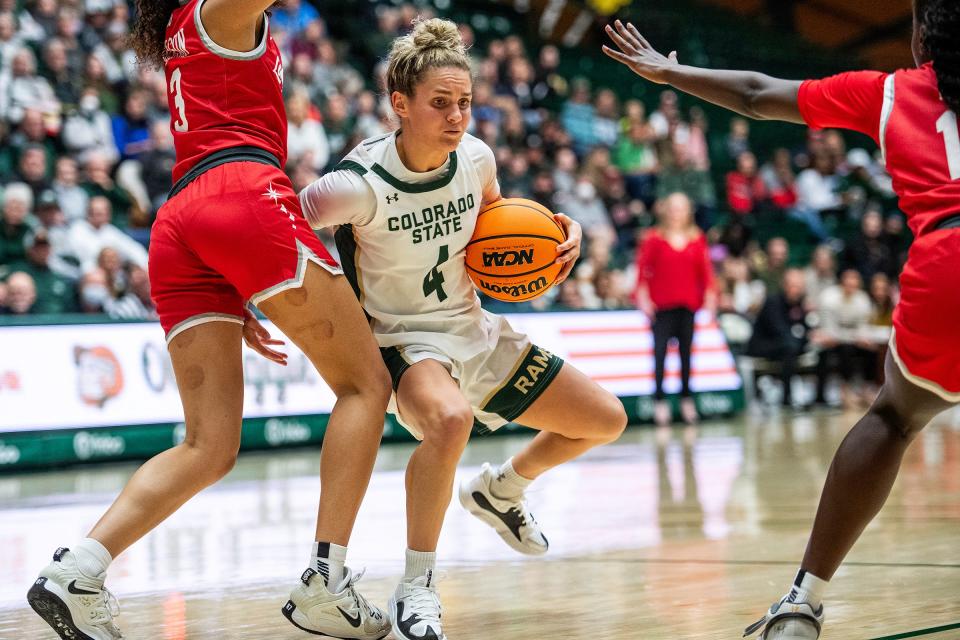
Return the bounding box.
[389,570,445,640]
[458,463,548,555]
[27,547,123,640]
[743,597,824,639]
[282,566,391,639]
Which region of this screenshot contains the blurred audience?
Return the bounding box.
[813,269,876,407]
[67,195,147,273]
[0,0,914,420]
[746,268,811,408]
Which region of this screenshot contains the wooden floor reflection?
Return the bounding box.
[1,409,958,639]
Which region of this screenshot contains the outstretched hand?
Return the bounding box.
[242,307,288,366]
[602,20,679,84]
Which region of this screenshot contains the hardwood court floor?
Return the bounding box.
[1,409,958,639]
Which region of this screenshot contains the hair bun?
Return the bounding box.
[411,18,464,55]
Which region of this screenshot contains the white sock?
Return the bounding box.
[490,458,533,500]
[404,549,436,582]
[311,541,347,589]
[786,569,828,609]
[74,538,112,577]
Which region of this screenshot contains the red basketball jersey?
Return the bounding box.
[163,0,287,183]
[799,63,960,236]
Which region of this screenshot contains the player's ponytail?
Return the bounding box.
[916,0,960,115]
[130,0,180,70]
[386,17,472,96]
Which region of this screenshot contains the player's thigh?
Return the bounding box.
[397,359,474,444]
[515,363,626,442]
[167,320,245,460]
[257,262,390,399]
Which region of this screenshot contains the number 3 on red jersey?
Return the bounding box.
[170,68,189,132]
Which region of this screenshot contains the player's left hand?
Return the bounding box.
[602,20,679,84]
[554,213,581,284]
[242,307,288,366]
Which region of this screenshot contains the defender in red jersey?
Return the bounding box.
[27,2,392,639]
[604,2,959,638]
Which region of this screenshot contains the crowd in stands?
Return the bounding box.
[0,1,910,404]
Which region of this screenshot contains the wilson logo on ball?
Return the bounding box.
[482,249,534,267]
[478,277,549,298]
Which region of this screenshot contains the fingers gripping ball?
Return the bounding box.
[466,198,567,301]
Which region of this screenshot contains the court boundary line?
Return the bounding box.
[868,621,960,639]
[549,558,960,570]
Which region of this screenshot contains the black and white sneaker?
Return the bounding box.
[743,597,824,639]
[27,547,122,640]
[458,462,548,555]
[282,566,390,639]
[389,570,445,640]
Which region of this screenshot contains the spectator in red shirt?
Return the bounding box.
[726,151,767,216]
[636,192,717,426]
[760,147,799,211]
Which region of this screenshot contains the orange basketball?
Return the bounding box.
[465,198,566,302]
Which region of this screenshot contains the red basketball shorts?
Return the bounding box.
[891,228,960,400]
[149,161,341,342]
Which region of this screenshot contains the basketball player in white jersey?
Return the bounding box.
[246,17,627,640]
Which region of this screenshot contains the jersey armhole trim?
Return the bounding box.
[879,73,896,165]
[194,0,269,61]
[334,160,368,175]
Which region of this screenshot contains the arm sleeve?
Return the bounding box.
[298,170,377,229]
[797,70,888,141]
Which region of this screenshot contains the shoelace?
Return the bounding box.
[82,587,119,626]
[508,505,529,528]
[508,496,540,530]
[405,583,442,624]
[341,569,381,620]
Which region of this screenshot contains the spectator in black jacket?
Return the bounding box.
[843,208,897,282]
[747,268,811,407]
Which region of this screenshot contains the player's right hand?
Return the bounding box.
[602,20,679,85]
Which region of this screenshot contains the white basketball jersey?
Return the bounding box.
[334,131,499,361]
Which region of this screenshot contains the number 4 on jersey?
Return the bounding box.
[423,245,449,302]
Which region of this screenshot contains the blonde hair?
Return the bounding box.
[386,17,471,96]
[657,192,700,238]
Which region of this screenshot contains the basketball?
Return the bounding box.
[465,198,567,302]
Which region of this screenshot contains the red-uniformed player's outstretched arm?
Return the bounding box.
[603,20,804,123]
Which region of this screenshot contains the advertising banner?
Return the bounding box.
[0,311,742,470]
